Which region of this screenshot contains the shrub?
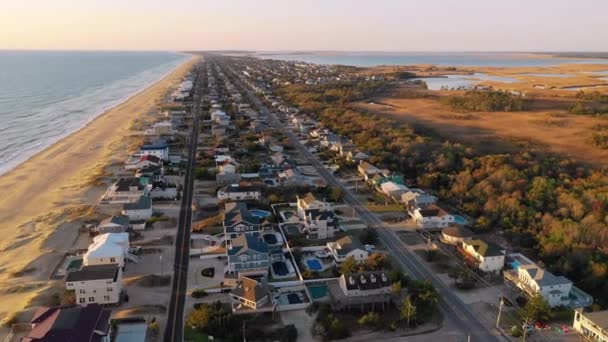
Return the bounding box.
[191,289,208,298]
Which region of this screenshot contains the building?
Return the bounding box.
[379,181,408,198]
[371,171,405,187]
[411,204,454,229]
[148,120,173,135]
[125,155,162,170]
[14,304,111,342]
[122,196,152,221]
[103,177,148,204]
[230,277,272,313]
[460,239,505,274]
[357,161,380,181]
[339,272,391,297]
[402,189,437,213]
[573,309,608,342]
[327,236,369,263]
[223,202,263,242]
[149,181,178,200]
[226,234,270,277]
[441,227,474,245]
[138,141,169,160]
[97,215,130,234]
[346,150,370,163]
[504,253,593,308]
[296,192,332,217]
[65,264,122,305]
[83,233,130,268]
[217,184,262,201]
[300,209,338,240]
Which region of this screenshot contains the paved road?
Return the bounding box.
[164,62,204,342]
[217,58,503,342]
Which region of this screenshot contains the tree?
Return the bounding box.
[340,256,358,274]
[359,228,378,245]
[522,295,552,323]
[391,280,402,295]
[358,312,381,329]
[401,296,417,328]
[329,186,345,202]
[186,304,215,331]
[365,253,389,271]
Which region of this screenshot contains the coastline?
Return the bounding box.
[0,55,198,327]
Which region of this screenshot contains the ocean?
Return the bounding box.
[253,52,608,67]
[0,50,189,175]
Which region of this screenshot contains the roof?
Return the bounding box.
[122,196,152,211]
[519,264,572,287]
[65,264,119,282]
[442,227,474,238]
[332,236,365,256]
[358,161,379,173]
[224,202,261,228]
[24,304,110,342]
[139,155,161,163]
[228,234,269,256]
[305,209,336,222]
[463,239,504,257]
[230,277,270,303]
[99,215,129,227]
[115,178,144,192]
[299,192,319,205]
[342,272,391,291]
[580,310,608,331]
[140,142,167,150]
[84,233,128,260]
[223,184,261,193]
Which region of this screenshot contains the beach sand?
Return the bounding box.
[0,55,198,327]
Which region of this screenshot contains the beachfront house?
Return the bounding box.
[226,234,270,278]
[223,202,263,242]
[339,271,391,297]
[327,236,369,263]
[103,177,148,204]
[124,155,162,170]
[97,215,130,234]
[504,253,593,308]
[12,304,111,342]
[137,141,169,161]
[121,196,152,221]
[149,180,178,200]
[411,204,454,229]
[83,233,131,268]
[66,264,122,305]
[230,277,272,313]
[459,239,505,274]
[218,184,262,201]
[573,309,608,342]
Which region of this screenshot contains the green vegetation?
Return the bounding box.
[522,295,552,323]
[279,81,608,307]
[440,90,525,112]
[312,304,351,340]
[190,289,208,298]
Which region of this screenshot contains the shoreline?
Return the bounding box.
[0,55,198,327]
[0,55,190,177]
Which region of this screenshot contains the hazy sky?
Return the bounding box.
[1,0,606,51]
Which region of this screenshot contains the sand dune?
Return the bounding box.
[0,56,197,327]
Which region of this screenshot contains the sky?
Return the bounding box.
[1,0,607,52]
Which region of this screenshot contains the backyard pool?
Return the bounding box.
[453,215,468,225]
[263,233,278,245]
[308,284,329,300]
[305,258,324,271]
[250,209,271,218]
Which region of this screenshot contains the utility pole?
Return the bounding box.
[496,296,504,329]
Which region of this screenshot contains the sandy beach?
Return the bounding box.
[0,55,198,326]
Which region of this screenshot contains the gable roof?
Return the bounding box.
[463,239,504,257]
[332,236,365,256]
[114,178,145,192]
[519,264,572,287]
[228,234,269,256]
[24,304,111,342]
[342,271,391,291]
[230,277,270,303]
[580,310,608,331]
[299,192,320,205]
[224,202,261,227]
[122,196,152,211]
[65,264,119,282]
[99,215,130,227]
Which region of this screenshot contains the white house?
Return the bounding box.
[380,181,409,197]
[441,227,474,245]
[357,161,380,181]
[411,204,454,229]
[122,196,152,221]
[83,233,130,268]
[97,216,130,234]
[103,177,148,204]
[230,277,272,313]
[327,236,369,263]
[218,184,262,201]
[339,272,391,297]
[137,142,169,161]
[65,264,122,305]
[301,210,338,240]
[573,309,608,342]
[296,192,332,217]
[124,155,162,170]
[460,239,505,274]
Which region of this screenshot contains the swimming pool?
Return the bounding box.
[453,215,468,225]
[250,209,271,218]
[305,258,323,271]
[308,285,328,299]
[263,233,278,245]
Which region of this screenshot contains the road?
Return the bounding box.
[164,62,204,342]
[217,57,503,342]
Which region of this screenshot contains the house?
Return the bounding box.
[296,192,332,217]
[320,133,341,149]
[211,125,226,138]
[218,184,262,201]
[339,272,391,297]
[230,277,272,313]
[504,253,593,308]
[301,210,338,240]
[149,181,177,200]
[402,189,437,213]
[122,196,152,221]
[327,236,369,263]
[379,181,409,198]
[97,215,130,234]
[411,204,454,229]
[224,202,263,242]
[83,233,130,268]
[216,163,241,185]
[138,141,169,161]
[277,169,306,186]
[573,309,608,342]
[135,163,164,181]
[226,234,270,277]
[357,161,380,181]
[441,227,474,245]
[103,177,148,204]
[346,150,370,163]
[66,264,122,305]
[148,121,173,135]
[125,155,162,170]
[371,171,405,187]
[14,304,111,342]
[459,239,505,274]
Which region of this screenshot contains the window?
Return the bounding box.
[79,289,86,294]
[110,257,116,263]
[79,298,86,303]
[103,295,110,301]
[107,287,113,292]
[88,297,95,302]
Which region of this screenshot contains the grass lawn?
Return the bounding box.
[366,203,404,213]
[184,327,209,342]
